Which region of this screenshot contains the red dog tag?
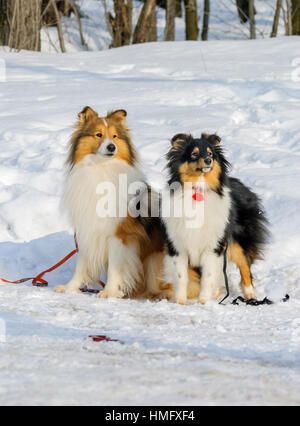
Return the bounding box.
[192,191,204,202]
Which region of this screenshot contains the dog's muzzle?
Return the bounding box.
[98,140,118,157]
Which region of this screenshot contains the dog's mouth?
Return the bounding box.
[196,167,212,173]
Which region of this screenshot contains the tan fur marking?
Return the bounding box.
[179,158,221,190]
[162,267,201,301]
[179,162,202,184]
[107,109,127,125]
[203,161,221,191]
[142,252,173,300]
[78,106,98,126]
[116,216,165,262]
[74,136,101,164]
[114,138,131,165]
[191,147,200,158]
[115,216,167,298]
[187,267,201,300]
[116,216,149,248]
[229,242,253,289]
[70,107,135,166]
[72,119,108,165]
[106,117,134,165]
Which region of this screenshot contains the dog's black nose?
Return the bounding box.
[204,157,212,165]
[107,144,116,153]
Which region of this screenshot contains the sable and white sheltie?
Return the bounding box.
[55,107,166,299]
[162,133,269,305]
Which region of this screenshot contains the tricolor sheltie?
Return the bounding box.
[55,107,166,299]
[163,133,269,305]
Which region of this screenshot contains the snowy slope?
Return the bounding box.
[0,38,300,405]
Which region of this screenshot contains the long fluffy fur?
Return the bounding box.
[55,107,166,299]
[163,133,269,304]
[63,155,145,294]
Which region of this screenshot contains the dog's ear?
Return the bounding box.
[78,106,98,125]
[107,109,127,125]
[202,133,222,147]
[171,134,189,149]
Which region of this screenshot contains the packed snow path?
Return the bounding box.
[0,38,300,405]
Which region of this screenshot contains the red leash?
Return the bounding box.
[89,335,124,344]
[0,234,79,288]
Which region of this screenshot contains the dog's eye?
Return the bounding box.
[208,152,213,157]
[96,133,103,138]
[113,135,117,139]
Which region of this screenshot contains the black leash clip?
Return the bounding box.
[218,241,290,307]
[232,294,290,306]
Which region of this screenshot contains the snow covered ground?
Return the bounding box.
[0,37,300,405]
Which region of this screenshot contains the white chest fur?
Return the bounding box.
[62,155,145,273]
[163,184,231,267]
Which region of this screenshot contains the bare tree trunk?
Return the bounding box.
[292,0,300,34]
[249,0,256,39]
[51,0,66,52]
[201,0,210,41]
[0,0,42,51]
[149,5,157,41]
[164,0,176,41]
[236,0,249,23]
[68,0,87,49]
[176,0,182,17]
[132,0,156,44]
[126,0,133,40]
[101,0,114,41]
[112,0,125,47]
[271,0,282,37]
[281,0,288,33]
[42,0,71,26]
[184,0,198,40]
[111,0,132,47]
[286,0,293,34]
[0,1,8,46]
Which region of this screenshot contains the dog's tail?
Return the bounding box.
[229,177,270,264]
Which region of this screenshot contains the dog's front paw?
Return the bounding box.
[159,289,174,301]
[97,290,110,299]
[198,295,210,305]
[213,287,225,301]
[54,285,81,294]
[243,285,256,301]
[176,297,187,305]
[54,285,66,293]
[97,289,122,299]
